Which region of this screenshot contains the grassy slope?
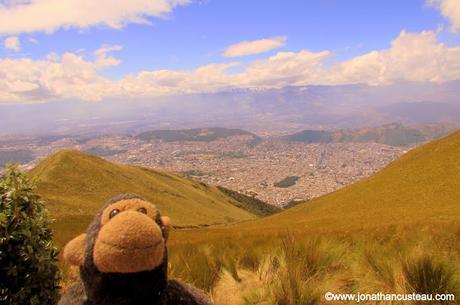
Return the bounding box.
[269,129,460,230]
[216,186,281,217]
[29,150,255,244]
[175,130,460,241]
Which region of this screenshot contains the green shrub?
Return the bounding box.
[0,166,60,305]
[274,176,300,188]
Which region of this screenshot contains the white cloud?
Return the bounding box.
[0,51,112,102]
[4,36,20,51]
[28,37,38,44]
[234,50,331,88]
[93,44,123,68]
[1,31,460,103]
[0,0,190,35]
[333,30,460,85]
[116,62,239,97]
[223,36,287,57]
[428,0,460,32]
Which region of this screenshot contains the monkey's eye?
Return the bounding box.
[137,207,147,214]
[109,209,120,219]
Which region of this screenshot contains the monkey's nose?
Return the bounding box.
[98,211,163,249]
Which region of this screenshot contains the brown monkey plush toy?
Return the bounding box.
[59,193,213,305]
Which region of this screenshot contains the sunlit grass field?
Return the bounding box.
[167,224,460,304]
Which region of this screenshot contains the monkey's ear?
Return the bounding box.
[63,233,86,266]
[161,216,172,240]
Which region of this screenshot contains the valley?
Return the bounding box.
[1,127,407,206]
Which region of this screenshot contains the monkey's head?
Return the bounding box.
[62,193,171,274]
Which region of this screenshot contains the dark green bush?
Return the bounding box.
[0,166,60,305]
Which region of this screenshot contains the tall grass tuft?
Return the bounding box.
[169,244,221,292]
[272,234,337,305]
[239,247,262,272]
[403,256,458,298]
[362,251,403,292]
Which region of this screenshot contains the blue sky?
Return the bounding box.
[0,0,459,103]
[1,0,452,73]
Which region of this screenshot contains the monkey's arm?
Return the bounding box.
[164,279,213,305]
[58,281,87,305]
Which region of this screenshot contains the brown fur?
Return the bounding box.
[62,234,86,267]
[59,193,212,305]
[94,209,165,273]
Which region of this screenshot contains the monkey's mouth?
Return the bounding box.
[99,239,162,251]
[94,238,165,273]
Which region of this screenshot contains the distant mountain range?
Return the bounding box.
[282,123,457,146]
[379,101,460,123]
[133,123,457,147]
[1,82,460,137]
[137,127,260,143]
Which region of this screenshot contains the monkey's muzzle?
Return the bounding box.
[93,211,165,273]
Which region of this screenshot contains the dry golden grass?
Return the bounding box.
[168,226,460,305]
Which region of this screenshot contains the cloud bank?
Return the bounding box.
[0,0,190,35]
[223,36,287,57]
[428,0,460,32]
[1,30,460,103]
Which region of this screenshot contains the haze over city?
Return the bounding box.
[0,0,459,136]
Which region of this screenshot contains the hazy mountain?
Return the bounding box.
[1,82,459,137]
[283,123,456,146]
[137,127,260,143]
[379,101,460,123]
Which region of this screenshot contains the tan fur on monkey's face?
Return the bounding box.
[63,198,171,274]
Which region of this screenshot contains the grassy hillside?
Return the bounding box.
[29,150,255,245]
[216,186,281,217]
[260,129,460,232]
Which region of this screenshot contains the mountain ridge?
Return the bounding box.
[282,123,457,146]
[136,127,260,143]
[29,150,261,245]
